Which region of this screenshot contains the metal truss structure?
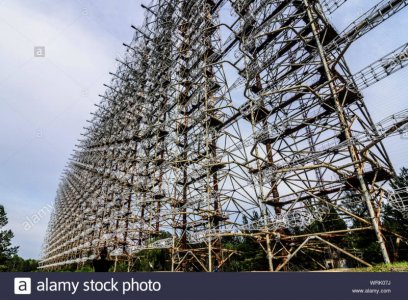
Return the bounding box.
[39,0,408,271]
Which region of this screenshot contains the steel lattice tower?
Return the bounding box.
[39,0,408,271]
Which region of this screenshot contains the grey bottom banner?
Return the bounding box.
[0,272,406,300]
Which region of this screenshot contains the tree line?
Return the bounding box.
[1,168,407,272]
[0,205,38,272]
[129,168,408,271]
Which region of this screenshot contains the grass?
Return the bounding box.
[351,262,408,272]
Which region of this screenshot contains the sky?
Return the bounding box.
[0,0,146,259]
[0,1,407,259]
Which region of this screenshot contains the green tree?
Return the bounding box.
[342,168,408,264]
[340,192,384,265]
[223,212,269,271]
[0,205,19,271]
[130,231,172,271]
[288,206,349,270]
[390,167,408,189]
[383,167,408,261]
[5,256,38,272]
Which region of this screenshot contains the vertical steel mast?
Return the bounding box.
[39,0,408,271]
